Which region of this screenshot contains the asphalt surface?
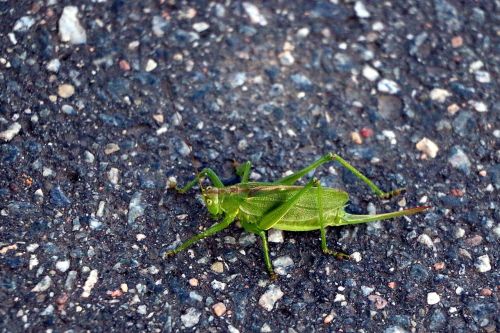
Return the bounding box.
[0,1,498,332]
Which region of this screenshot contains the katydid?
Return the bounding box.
[164,153,429,279]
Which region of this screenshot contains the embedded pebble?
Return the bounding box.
[430,88,451,103]
[56,260,70,273]
[107,167,120,185]
[32,276,52,292]
[13,16,35,32]
[418,234,435,250]
[377,79,400,94]
[475,255,491,273]
[268,229,284,243]
[448,147,471,174]
[361,286,375,296]
[84,151,95,163]
[354,1,371,18]
[211,279,227,290]
[368,294,388,309]
[416,137,439,158]
[128,191,145,224]
[81,270,98,297]
[279,51,295,66]
[104,143,120,155]
[470,100,488,112]
[181,307,201,328]
[362,65,379,81]
[272,256,294,275]
[59,6,87,44]
[58,84,75,98]
[211,261,224,273]
[61,104,76,115]
[334,293,345,302]
[350,252,362,262]
[228,72,247,88]
[193,22,210,32]
[152,16,168,37]
[212,302,227,316]
[145,59,157,72]
[259,285,284,311]
[0,122,21,142]
[427,292,441,305]
[46,59,61,73]
[243,2,268,26]
[474,71,490,83]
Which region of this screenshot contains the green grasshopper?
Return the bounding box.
[164,153,429,279]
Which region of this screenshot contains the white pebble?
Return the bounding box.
[59,6,87,44]
[354,1,371,18]
[296,27,310,38]
[145,59,157,72]
[32,276,52,292]
[279,51,295,66]
[334,293,345,302]
[13,16,35,32]
[181,307,201,328]
[259,285,284,311]
[193,22,209,32]
[475,255,491,273]
[430,88,451,103]
[416,137,439,158]
[470,100,488,113]
[46,59,61,73]
[417,234,435,250]
[475,70,491,83]
[81,270,98,298]
[243,2,267,26]
[268,229,284,243]
[362,65,379,81]
[377,79,400,94]
[350,251,362,262]
[427,292,440,305]
[107,167,119,185]
[56,260,70,273]
[272,256,294,276]
[0,122,21,142]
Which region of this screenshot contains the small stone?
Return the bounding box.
[470,100,488,112]
[61,104,76,115]
[189,278,199,287]
[59,6,87,44]
[448,147,471,174]
[119,59,131,71]
[368,294,388,309]
[334,293,345,302]
[56,260,70,273]
[120,283,128,292]
[228,72,246,88]
[297,27,310,38]
[211,261,224,273]
[242,2,267,26]
[181,307,201,328]
[193,22,210,32]
[475,255,491,273]
[434,262,445,270]
[430,88,451,103]
[145,59,157,72]
[152,16,169,37]
[272,256,294,276]
[57,84,75,98]
[136,234,146,241]
[324,314,334,324]
[107,167,119,185]
[418,234,435,250]
[377,79,400,94]
[291,73,313,91]
[137,305,147,315]
[211,280,227,290]
[104,143,120,155]
[416,137,439,158]
[259,285,284,311]
[261,323,272,333]
[167,176,177,189]
[480,288,492,296]
[447,104,460,115]
[451,36,463,48]
[128,191,145,224]
[427,292,440,305]
[474,71,491,83]
[267,229,283,243]
[362,65,379,81]
[13,16,35,32]
[212,302,227,316]
[278,51,295,66]
[354,1,371,18]
[32,276,52,292]
[81,270,98,297]
[350,252,362,262]
[0,122,21,142]
[46,59,61,72]
[84,151,95,163]
[50,186,71,207]
[351,131,363,145]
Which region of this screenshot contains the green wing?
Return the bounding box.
[238,185,348,231]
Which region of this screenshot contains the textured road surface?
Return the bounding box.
[0,1,498,332]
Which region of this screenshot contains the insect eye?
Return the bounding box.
[206,199,212,205]
[206,186,212,191]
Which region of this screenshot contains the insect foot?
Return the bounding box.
[269,272,278,281]
[163,250,177,258]
[323,249,350,260]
